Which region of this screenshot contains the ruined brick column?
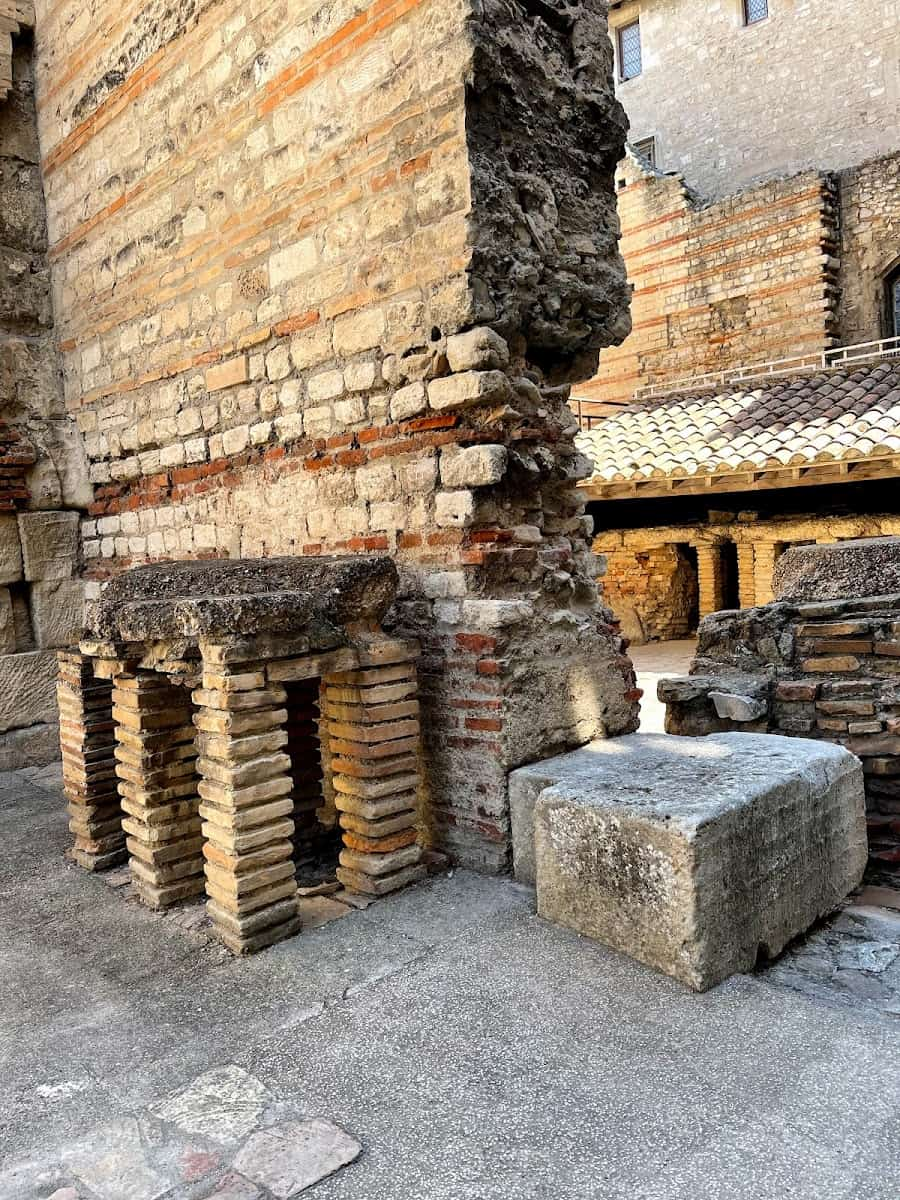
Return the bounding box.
[753,543,781,606]
[40,0,639,874]
[112,674,204,908]
[322,644,424,896]
[737,544,756,610]
[193,664,300,953]
[57,649,120,869]
[696,545,726,618]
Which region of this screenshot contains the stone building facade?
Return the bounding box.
[607,0,900,200]
[14,0,641,868]
[1,6,89,767]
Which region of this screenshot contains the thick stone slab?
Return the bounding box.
[510,733,867,991]
[85,555,398,641]
[774,536,900,603]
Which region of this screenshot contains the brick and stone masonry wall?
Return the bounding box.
[595,512,900,644]
[596,542,696,645]
[838,151,900,346]
[31,0,640,870]
[1,20,90,768]
[576,157,840,409]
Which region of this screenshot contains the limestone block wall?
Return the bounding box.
[608,0,900,201]
[32,0,639,869]
[1,26,88,768]
[577,161,839,409]
[838,151,900,346]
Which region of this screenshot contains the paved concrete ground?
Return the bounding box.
[1,767,899,1200]
[629,639,697,732]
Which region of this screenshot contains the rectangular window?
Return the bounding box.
[618,21,642,81]
[632,136,657,167]
[743,0,769,24]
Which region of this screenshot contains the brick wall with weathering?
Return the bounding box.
[1,15,89,768]
[32,0,639,869]
[577,157,840,411]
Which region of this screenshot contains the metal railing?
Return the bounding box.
[630,335,900,403]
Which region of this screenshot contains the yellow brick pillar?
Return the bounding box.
[695,544,725,618]
[737,543,756,610]
[753,543,781,606]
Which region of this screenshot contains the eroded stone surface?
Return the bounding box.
[233,1120,361,1198]
[515,732,868,990]
[86,557,399,642]
[774,537,900,603]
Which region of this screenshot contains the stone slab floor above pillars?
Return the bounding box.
[63,556,427,956]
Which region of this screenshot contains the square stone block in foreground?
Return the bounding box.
[510,733,867,991]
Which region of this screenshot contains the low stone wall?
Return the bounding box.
[660,591,900,880]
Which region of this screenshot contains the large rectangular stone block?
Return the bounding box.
[30,578,84,648]
[511,733,867,991]
[0,649,61,732]
[0,516,23,584]
[17,512,79,581]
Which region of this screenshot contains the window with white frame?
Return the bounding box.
[632,136,657,167]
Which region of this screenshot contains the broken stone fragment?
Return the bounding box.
[709,691,768,722]
[445,326,510,373]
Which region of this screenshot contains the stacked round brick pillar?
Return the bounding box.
[112,674,205,908]
[57,650,121,870]
[193,664,300,954]
[323,653,425,896]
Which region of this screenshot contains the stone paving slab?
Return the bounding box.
[0,772,898,1199]
[1,1065,361,1200]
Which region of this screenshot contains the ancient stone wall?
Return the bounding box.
[598,542,695,644]
[577,161,839,409]
[608,0,900,201]
[838,151,900,346]
[31,0,639,869]
[660,588,900,883]
[1,23,89,767]
[596,512,900,642]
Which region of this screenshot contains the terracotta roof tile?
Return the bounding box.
[577,361,900,485]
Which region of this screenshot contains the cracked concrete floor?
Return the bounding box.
[1,768,899,1200]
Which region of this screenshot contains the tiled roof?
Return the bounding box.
[577,361,900,486]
